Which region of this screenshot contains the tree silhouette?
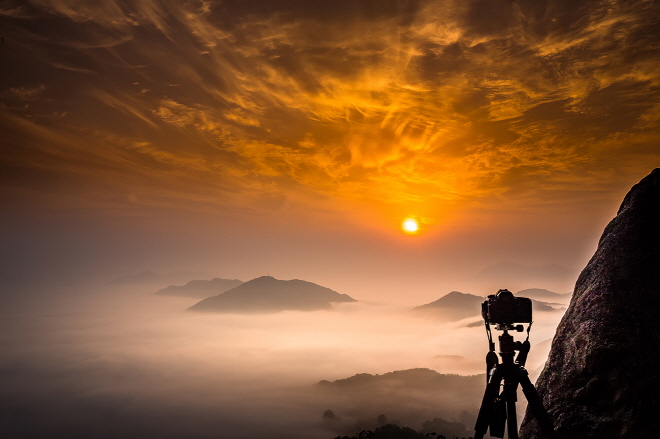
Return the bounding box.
[333,424,474,439]
[334,424,426,439]
[323,409,339,421]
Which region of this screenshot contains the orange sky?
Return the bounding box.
[2,0,660,299]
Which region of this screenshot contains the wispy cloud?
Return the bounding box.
[2,0,660,226]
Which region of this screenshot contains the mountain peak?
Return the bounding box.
[413,289,561,322]
[187,276,356,313]
[155,277,244,298]
[415,291,484,308]
[411,291,484,321]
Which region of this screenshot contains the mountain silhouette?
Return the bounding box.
[318,368,483,390]
[412,290,559,321]
[156,278,244,298]
[318,368,484,437]
[520,168,660,439]
[187,275,356,313]
[515,288,571,303]
[412,291,484,320]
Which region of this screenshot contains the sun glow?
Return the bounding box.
[402,218,419,234]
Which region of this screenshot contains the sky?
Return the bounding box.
[2,1,660,437]
[2,0,660,301]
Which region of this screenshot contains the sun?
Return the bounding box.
[402,218,419,234]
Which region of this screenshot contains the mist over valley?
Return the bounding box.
[1,271,565,438]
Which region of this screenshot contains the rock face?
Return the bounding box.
[520,169,660,439]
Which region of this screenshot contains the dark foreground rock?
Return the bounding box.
[520,168,660,439]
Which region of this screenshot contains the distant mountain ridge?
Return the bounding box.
[515,288,571,302]
[156,278,244,298]
[412,291,485,320]
[317,368,483,437]
[412,290,561,321]
[318,368,483,391]
[420,291,484,309]
[188,276,356,313]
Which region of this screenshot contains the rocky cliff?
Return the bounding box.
[519,168,660,439]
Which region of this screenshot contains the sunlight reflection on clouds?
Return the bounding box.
[1,0,659,239]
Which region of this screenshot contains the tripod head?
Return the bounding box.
[481,289,533,367]
[493,323,525,332]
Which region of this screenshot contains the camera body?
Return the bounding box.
[482,289,532,324]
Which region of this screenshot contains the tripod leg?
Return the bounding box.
[474,366,504,439]
[504,378,518,439]
[505,387,518,439]
[517,368,557,439]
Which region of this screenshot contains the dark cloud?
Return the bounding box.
[463,0,517,38]
[213,0,423,24]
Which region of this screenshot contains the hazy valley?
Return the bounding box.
[1,270,568,439]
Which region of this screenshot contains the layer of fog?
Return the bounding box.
[0,279,566,438]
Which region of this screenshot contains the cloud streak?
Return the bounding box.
[2,0,660,228]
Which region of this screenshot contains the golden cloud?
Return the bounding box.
[2,0,660,229]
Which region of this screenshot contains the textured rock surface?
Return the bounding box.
[520,168,660,439]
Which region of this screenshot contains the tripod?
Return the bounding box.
[474,322,557,439]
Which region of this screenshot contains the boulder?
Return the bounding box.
[520,168,660,438]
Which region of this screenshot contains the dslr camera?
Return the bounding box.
[481,289,532,325]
